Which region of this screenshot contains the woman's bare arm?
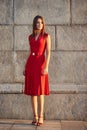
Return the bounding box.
[45,34,51,68]
[42,34,51,74]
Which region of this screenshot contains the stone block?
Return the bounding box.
[14,26,32,50]
[83,122,87,129]
[0,93,86,120]
[0,26,13,50]
[13,51,29,82]
[14,0,70,24]
[45,94,87,120]
[0,124,11,130]
[0,94,33,119]
[50,84,87,94]
[11,124,35,130]
[56,26,87,50]
[46,26,55,50]
[72,0,87,24]
[0,84,22,93]
[0,0,13,24]
[49,52,87,84]
[0,83,87,94]
[37,121,61,130]
[0,119,16,123]
[61,121,85,130]
[0,52,14,83]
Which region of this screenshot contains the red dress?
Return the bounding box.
[24,32,50,96]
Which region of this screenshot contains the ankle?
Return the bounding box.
[39,114,43,117]
[38,116,43,124]
[34,114,38,116]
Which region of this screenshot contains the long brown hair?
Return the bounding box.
[32,15,45,37]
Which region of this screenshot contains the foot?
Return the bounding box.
[32,115,38,125]
[37,115,43,126]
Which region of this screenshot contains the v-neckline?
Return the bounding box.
[34,33,41,42]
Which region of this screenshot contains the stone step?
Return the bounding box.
[0,83,87,94]
[0,84,87,120]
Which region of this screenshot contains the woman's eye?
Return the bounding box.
[37,22,43,24]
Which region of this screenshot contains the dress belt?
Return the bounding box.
[31,52,43,56]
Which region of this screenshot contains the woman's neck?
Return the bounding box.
[35,30,41,35]
[33,30,42,37]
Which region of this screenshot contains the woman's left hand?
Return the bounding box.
[41,67,48,75]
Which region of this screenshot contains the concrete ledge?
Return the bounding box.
[0,84,23,94]
[0,93,86,120]
[50,84,87,94]
[0,84,87,94]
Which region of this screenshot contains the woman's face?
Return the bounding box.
[36,18,43,30]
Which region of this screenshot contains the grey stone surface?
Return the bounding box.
[49,52,87,84]
[0,94,33,119]
[50,84,87,94]
[11,125,35,130]
[0,0,13,24]
[45,94,87,120]
[83,122,87,129]
[11,51,87,84]
[56,26,87,50]
[14,0,70,24]
[14,26,32,50]
[0,0,87,121]
[0,52,14,83]
[14,25,55,51]
[0,94,87,120]
[0,83,87,94]
[0,120,86,130]
[13,51,29,82]
[0,50,87,88]
[0,26,13,50]
[72,0,87,24]
[0,124,11,130]
[0,84,22,93]
[0,119,16,123]
[61,121,86,130]
[11,121,36,130]
[46,26,55,50]
[37,120,62,130]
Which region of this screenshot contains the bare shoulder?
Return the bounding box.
[46,33,51,42]
[47,34,51,39]
[44,32,51,40]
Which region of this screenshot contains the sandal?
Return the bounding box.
[32,115,38,125]
[37,115,43,126]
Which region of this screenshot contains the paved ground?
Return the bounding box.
[0,119,87,130]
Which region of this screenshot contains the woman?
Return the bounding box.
[23,15,51,126]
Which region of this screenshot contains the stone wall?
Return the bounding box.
[0,0,87,120]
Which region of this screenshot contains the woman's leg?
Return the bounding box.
[31,96,38,122]
[38,95,44,123]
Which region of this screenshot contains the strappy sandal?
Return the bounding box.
[37,115,43,126]
[32,115,38,125]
